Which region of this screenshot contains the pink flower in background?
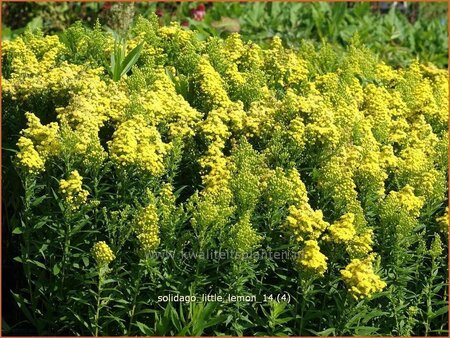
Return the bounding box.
[155,8,164,17]
[181,20,189,27]
[190,4,206,21]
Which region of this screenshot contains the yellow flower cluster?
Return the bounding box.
[436,207,449,234]
[264,36,309,87]
[133,68,202,138]
[2,34,65,98]
[159,23,194,45]
[286,206,329,242]
[281,165,378,293]
[231,213,263,254]
[22,113,60,158]
[4,33,133,170]
[159,183,176,221]
[108,116,170,176]
[346,229,374,257]
[340,254,387,299]
[59,170,89,209]
[281,169,331,276]
[383,185,425,219]
[16,137,44,174]
[92,241,115,266]
[297,240,328,276]
[429,233,443,259]
[134,199,160,253]
[137,231,160,253]
[325,213,357,244]
[16,113,60,174]
[197,102,248,196]
[323,212,374,258]
[283,169,329,243]
[196,56,231,110]
[318,146,366,227]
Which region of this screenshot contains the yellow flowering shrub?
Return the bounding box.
[3,17,448,335]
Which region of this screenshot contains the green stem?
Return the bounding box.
[294,279,300,333]
[424,259,438,336]
[61,214,71,289]
[299,294,306,335]
[23,177,35,315]
[299,277,310,335]
[127,265,143,335]
[94,268,104,337]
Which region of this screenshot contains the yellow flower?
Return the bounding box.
[436,207,449,234]
[22,112,60,159]
[59,170,89,209]
[297,240,328,276]
[108,116,169,176]
[135,203,159,234]
[134,200,160,253]
[346,228,374,258]
[340,254,386,299]
[230,212,262,254]
[15,112,61,174]
[286,205,329,242]
[92,241,115,265]
[386,185,424,218]
[137,231,160,253]
[195,56,231,110]
[326,213,357,244]
[16,137,45,174]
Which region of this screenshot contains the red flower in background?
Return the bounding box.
[190,4,206,21]
[155,8,164,17]
[102,2,112,14]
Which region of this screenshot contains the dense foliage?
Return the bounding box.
[2,2,448,68]
[2,14,448,336]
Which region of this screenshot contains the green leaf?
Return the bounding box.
[429,306,448,319]
[31,195,47,207]
[82,256,90,267]
[120,42,144,79]
[11,292,36,326]
[354,326,380,335]
[29,260,46,270]
[12,227,23,234]
[13,256,23,263]
[136,321,153,335]
[53,263,61,276]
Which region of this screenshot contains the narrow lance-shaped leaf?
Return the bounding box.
[120,42,144,79]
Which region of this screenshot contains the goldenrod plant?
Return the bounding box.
[2,15,448,336]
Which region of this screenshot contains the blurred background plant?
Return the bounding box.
[2,1,448,68]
